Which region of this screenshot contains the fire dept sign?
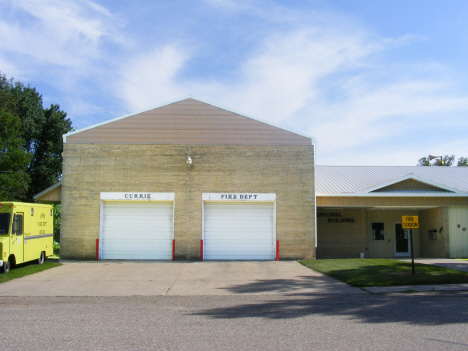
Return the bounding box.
[402,216,419,229]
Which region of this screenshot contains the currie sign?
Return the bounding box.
[317,212,355,223]
[100,192,175,201]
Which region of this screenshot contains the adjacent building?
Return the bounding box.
[316,166,468,259]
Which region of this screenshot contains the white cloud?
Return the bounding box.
[0,0,123,69]
[2,0,466,166]
[118,45,193,111]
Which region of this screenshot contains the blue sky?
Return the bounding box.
[1,0,467,165]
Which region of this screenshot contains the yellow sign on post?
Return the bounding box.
[402,216,419,229]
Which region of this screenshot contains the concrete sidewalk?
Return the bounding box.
[364,283,468,293]
[0,261,366,297]
[365,258,468,293]
[400,258,468,272]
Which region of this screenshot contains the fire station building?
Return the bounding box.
[34,98,468,260]
[51,98,316,260]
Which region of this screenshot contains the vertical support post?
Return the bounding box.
[276,240,279,261]
[200,240,203,261]
[410,229,415,275]
[172,239,175,261]
[96,239,99,261]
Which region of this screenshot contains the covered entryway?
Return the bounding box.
[202,194,276,260]
[100,193,174,260]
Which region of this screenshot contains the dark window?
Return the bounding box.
[14,214,23,236]
[0,213,10,235]
[372,222,384,240]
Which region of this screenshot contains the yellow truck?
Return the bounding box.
[0,202,53,273]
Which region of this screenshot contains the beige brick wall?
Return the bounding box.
[419,207,449,258]
[61,144,315,260]
[316,210,366,258]
[365,210,420,258]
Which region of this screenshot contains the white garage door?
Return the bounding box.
[203,202,275,260]
[449,207,468,258]
[101,201,173,260]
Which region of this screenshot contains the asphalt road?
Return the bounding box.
[2,292,468,350]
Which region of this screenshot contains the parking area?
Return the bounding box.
[0,261,365,296]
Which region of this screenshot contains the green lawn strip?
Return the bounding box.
[299,259,468,287]
[0,261,61,284]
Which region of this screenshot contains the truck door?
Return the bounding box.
[11,213,24,264]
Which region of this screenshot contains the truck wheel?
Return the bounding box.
[37,251,45,265]
[1,261,9,273]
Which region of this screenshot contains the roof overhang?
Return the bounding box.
[317,193,468,197]
[34,181,62,203]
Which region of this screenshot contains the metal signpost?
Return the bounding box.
[402,216,419,275]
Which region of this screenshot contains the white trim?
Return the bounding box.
[62,97,315,143]
[202,193,276,201]
[100,192,174,201]
[99,199,103,260]
[273,200,277,259]
[317,193,468,197]
[359,174,464,194]
[33,181,62,200]
[313,139,317,248]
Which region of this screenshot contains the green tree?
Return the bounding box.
[418,155,465,166]
[0,110,32,200]
[0,72,73,201]
[458,157,468,166]
[52,204,61,243]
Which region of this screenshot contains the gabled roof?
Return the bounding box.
[33,181,62,203]
[63,98,314,146]
[316,166,468,196]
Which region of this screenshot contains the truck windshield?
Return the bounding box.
[0,213,11,235]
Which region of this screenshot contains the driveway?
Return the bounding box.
[0,261,365,296]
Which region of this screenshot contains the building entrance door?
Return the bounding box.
[395,223,410,257]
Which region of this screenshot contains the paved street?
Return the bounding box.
[1,293,468,350]
[0,261,364,296]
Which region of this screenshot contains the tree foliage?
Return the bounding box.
[0,73,73,201]
[418,155,466,167]
[458,157,468,166]
[52,204,61,243]
[0,110,32,200]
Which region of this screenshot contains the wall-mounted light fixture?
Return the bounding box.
[186,157,194,170]
[429,155,445,165]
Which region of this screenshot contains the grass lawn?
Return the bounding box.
[0,261,61,284]
[299,259,468,287]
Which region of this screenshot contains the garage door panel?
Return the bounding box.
[205,252,274,260]
[204,202,275,260]
[204,232,273,240]
[101,201,173,260]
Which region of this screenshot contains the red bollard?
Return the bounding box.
[276,240,279,261]
[96,239,99,261]
[172,239,175,261]
[200,240,203,261]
